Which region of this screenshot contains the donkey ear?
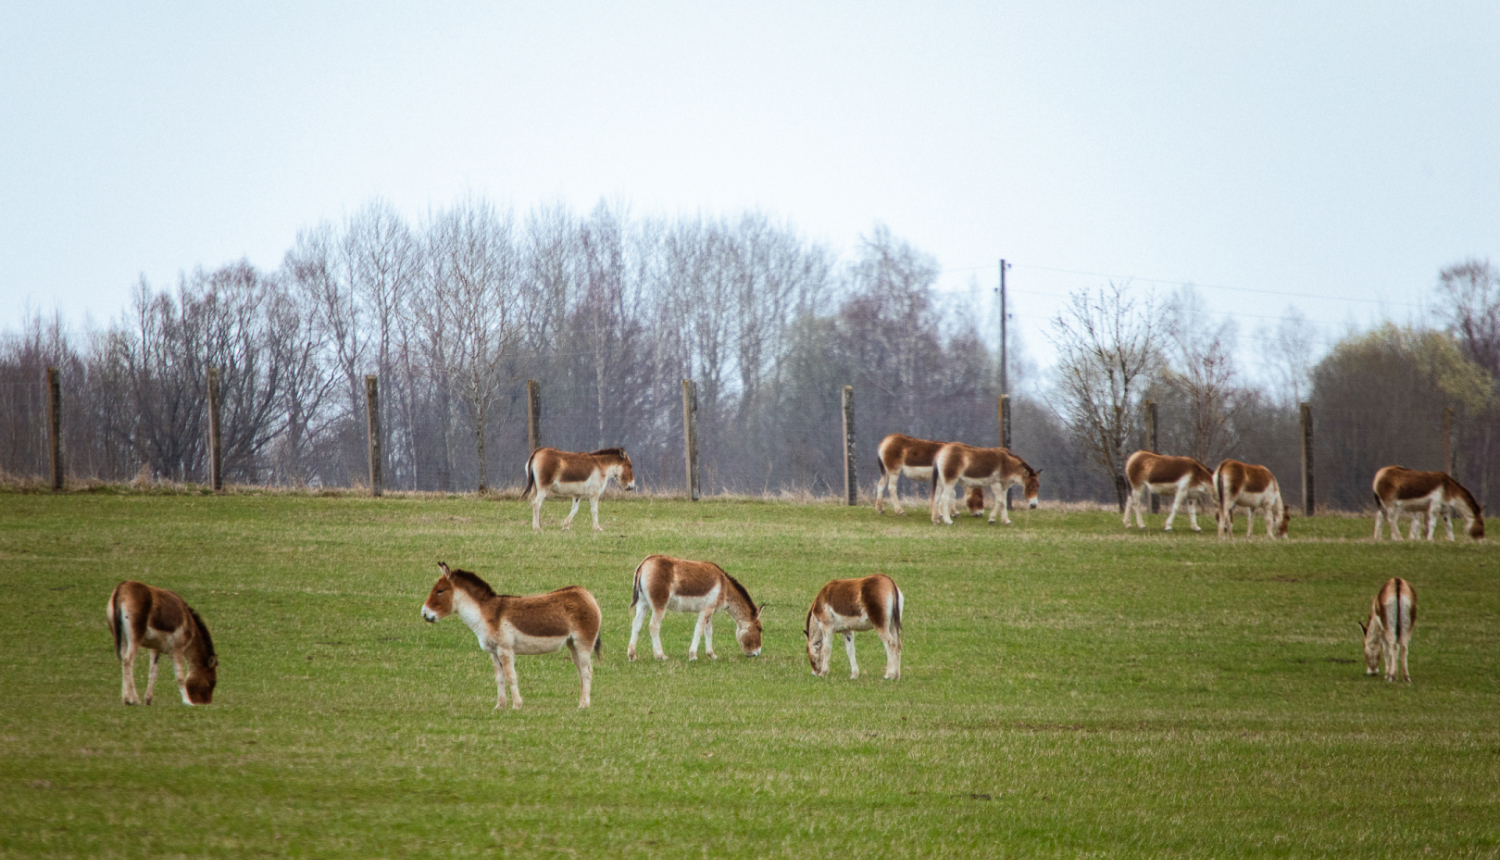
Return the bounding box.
[437,561,451,577]
[757,602,768,617]
[1357,620,1367,636]
[1035,468,1043,475]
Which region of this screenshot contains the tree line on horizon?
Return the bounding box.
[1,198,1496,512]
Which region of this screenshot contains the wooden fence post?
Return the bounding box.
[46,367,63,491]
[841,385,857,506]
[526,380,542,453]
[1145,399,1159,513]
[1300,402,1314,516]
[682,379,699,501]
[366,375,382,497]
[1443,406,1454,475]
[207,368,223,492]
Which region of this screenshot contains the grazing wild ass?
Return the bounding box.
[523,447,636,532]
[1213,459,1289,538]
[1123,451,1216,532]
[627,555,765,661]
[106,581,217,706]
[804,574,903,680]
[1361,577,1416,682]
[1372,465,1485,541]
[421,562,602,709]
[874,433,978,517]
[929,443,1041,525]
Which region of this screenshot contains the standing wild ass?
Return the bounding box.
[1372,465,1485,541]
[107,581,218,706]
[1361,577,1416,682]
[421,562,602,709]
[929,443,1041,525]
[523,447,636,532]
[1123,451,1216,532]
[874,433,981,517]
[1213,459,1289,538]
[627,555,764,661]
[804,574,904,680]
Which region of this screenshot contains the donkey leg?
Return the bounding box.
[1163,492,1184,531]
[1399,640,1411,683]
[171,653,192,705]
[844,632,860,680]
[1123,488,1136,528]
[568,640,593,708]
[1441,509,1455,541]
[498,651,516,705]
[500,651,522,709]
[532,490,546,531]
[589,495,603,532]
[145,650,163,705]
[880,628,902,681]
[1187,499,1202,532]
[560,497,582,530]
[703,612,717,659]
[649,608,668,661]
[627,600,649,662]
[120,642,141,706]
[688,609,709,661]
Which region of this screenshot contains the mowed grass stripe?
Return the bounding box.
[0,492,1496,858]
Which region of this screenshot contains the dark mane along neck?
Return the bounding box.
[590,447,626,459]
[188,608,216,662]
[1444,474,1481,515]
[448,568,498,600]
[723,572,755,614]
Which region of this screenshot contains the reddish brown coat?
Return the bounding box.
[1361,577,1417,682]
[422,562,601,709]
[523,447,636,531]
[106,581,218,706]
[804,574,903,680]
[628,555,764,661]
[1213,459,1289,538]
[874,433,980,516]
[1122,451,1216,532]
[929,443,1041,525]
[1372,465,1485,541]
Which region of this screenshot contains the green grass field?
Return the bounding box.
[1,489,1497,858]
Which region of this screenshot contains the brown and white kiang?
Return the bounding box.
[627,555,764,662]
[107,581,218,706]
[1361,577,1416,683]
[421,562,602,709]
[804,574,903,680]
[874,433,981,518]
[1122,451,1216,532]
[523,446,636,532]
[929,442,1041,525]
[1213,459,1289,538]
[1371,465,1485,541]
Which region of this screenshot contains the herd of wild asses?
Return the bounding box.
[109,435,1483,707]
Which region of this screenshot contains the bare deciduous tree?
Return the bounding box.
[1049,282,1166,509]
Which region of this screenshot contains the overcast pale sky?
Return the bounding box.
[4,2,1497,378]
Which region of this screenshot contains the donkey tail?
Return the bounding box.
[594,631,604,657]
[107,583,124,660]
[522,450,539,499]
[891,584,904,639]
[629,558,646,611]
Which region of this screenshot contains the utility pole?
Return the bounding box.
[998,259,1010,398]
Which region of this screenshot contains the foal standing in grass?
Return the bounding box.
[106,581,217,706]
[422,562,601,709]
[804,574,903,680]
[627,555,764,662]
